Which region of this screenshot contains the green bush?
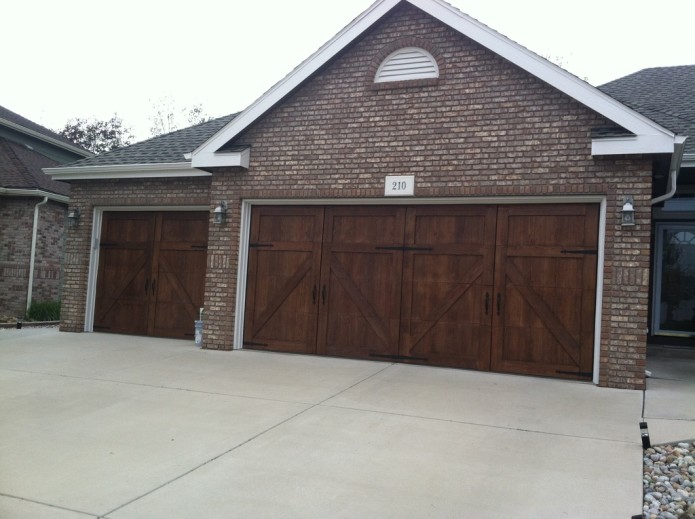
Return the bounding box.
[26,300,61,321]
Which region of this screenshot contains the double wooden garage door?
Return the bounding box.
[94,212,208,338]
[244,204,599,380]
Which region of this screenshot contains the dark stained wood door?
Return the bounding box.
[490,205,599,380]
[317,207,405,360]
[399,206,496,369]
[242,204,598,380]
[94,211,208,339]
[149,212,209,338]
[243,207,324,353]
[95,212,156,335]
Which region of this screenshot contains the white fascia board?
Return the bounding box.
[191,148,250,169]
[0,187,70,203]
[43,162,211,181]
[194,0,676,162]
[591,134,679,156]
[0,118,93,157]
[191,0,400,160]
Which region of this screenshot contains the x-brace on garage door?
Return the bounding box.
[243,204,598,380]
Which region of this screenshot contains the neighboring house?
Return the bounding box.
[0,106,91,319]
[46,0,688,390]
[599,66,695,343]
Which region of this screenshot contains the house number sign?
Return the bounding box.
[384,175,415,196]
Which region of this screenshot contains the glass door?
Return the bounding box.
[653,223,695,336]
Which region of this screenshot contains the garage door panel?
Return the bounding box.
[500,328,579,371]
[403,284,492,369]
[491,205,598,379]
[399,206,496,368]
[319,250,401,359]
[326,208,405,245]
[244,207,324,354]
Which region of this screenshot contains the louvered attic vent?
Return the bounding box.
[375,47,439,83]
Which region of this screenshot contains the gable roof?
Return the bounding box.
[599,66,695,159]
[192,0,680,169]
[45,113,238,181]
[0,105,92,158]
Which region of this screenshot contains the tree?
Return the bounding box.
[149,96,212,137]
[59,115,134,154]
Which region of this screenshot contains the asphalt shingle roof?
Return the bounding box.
[0,105,89,152]
[0,137,71,196]
[599,65,695,155]
[62,113,238,168]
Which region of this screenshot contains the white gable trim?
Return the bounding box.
[192,0,677,168]
[43,162,211,181]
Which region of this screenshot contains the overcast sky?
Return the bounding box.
[3,0,693,141]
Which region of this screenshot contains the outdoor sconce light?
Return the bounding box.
[213,201,228,225]
[621,197,635,227]
[67,208,81,228]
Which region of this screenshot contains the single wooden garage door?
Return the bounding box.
[94,211,208,339]
[244,204,598,380]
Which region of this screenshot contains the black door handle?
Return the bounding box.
[496,293,501,316]
[485,292,490,315]
[322,285,326,305]
[145,278,149,295]
[151,279,156,296]
[312,285,317,305]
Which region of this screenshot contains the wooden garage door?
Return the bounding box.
[94,211,208,339]
[244,204,598,380]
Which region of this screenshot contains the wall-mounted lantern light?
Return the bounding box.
[67,208,81,228]
[213,201,228,225]
[621,197,635,227]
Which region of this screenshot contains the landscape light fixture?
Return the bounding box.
[621,197,635,227]
[213,201,228,225]
[67,208,81,228]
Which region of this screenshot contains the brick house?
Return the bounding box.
[0,106,91,319]
[46,0,688,389]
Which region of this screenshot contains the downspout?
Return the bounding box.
[651,136,688,205]
[26,196,49,315]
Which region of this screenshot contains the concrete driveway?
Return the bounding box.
[0,328,657,518]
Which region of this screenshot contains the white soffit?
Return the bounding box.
[43,162,211,181]
[192,0,677,168]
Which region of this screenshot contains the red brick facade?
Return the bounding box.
[0,198,67,318]
[59,4,653,389]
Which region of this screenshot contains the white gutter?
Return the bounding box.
[651,136,688,206]
[43,162,210,181]
[26,196,49,314]
[0,187,70,204]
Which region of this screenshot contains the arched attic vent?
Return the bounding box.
[374,47,439,83]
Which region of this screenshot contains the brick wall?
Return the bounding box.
[202,4,653,388]
[60,177,211,332]
[0,197,66,318]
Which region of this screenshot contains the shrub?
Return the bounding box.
[26,300,61,321]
